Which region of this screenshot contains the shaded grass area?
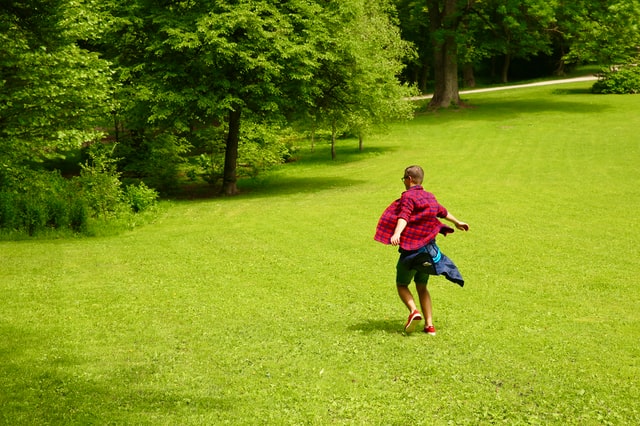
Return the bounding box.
[1,82,639,424]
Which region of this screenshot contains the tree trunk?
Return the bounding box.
[330,118,337,160]
[501,54,511,84]
[419,62,430,93]
[311,116,316,153]
[463,63,476,88]
[358,133,363,152]
[427,0,461,109]
[220,107,241,196]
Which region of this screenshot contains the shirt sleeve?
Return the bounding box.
[374,199,400,244]
[397,193,415,222]
[436,203,448,218]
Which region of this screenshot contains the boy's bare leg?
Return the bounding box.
[396,285,419,313]
[415,283,433,326]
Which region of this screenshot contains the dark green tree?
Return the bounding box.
[559,0,640,66]
[466,0,557,83]
[102,0,327,195]
[102,0,415,193]
[0,0,112,176]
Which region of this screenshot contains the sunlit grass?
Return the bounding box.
[1,81,639,424]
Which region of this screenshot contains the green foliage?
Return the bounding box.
[0,142,157,237]
[78,144,126,219]
[306,0,416,158]
[592,65,640,94]
[190,121,293,183]
[463,0,556,82]
[236,122,292,178]
[0,170,88,236]
[562,0,640,66]
[0,1,113,169]
[115,132,190,193]
[122,182,158,213]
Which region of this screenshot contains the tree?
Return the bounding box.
[425,0,474,108]
[102,0,415,192]
[396,0,433,92]
[102,0,325,195]
[559,0,640,66]
[467,0,557,83]
[0,0,112,178]
[308,0,416,159]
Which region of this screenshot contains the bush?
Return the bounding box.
[0,172,90,236]
[123,182,158,213]
[78,143,126,219]
[0,192,20,230]
[116,132,190,194]
[592,65,640,94]
[0,144,158,238]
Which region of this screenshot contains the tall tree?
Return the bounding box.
[425,0,474,108]
[309,0,416,159]
[103,0,325,195]
[103,0,415,192]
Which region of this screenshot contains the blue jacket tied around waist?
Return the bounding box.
[398,241,464,287]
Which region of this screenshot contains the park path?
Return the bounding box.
[410,75,598,100]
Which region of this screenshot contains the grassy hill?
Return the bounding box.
[1,81,638,424]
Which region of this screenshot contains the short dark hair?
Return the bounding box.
[404,165,424,184]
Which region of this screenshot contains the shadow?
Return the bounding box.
[167,144,396,201]
[415,97,611,125]
[0,324,239,423]
[348,319,403,335]
[168,175,366,202]
[239,176,366,198]
[295,144,398,166]
[551,87,594,95]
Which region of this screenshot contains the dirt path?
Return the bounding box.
[410,75,598,100]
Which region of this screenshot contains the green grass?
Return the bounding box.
[1,81,639,424]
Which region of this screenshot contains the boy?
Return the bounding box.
[374,165,469,335]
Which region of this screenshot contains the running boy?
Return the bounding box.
[374,165,469,335]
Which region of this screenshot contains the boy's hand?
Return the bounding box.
[455,222,469,231]
[390,233,401,246]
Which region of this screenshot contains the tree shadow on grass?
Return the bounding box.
[169,175,366,201]
[240,175,366,198]
[0,325,238,423]
[168,144,394,201]
[456,98,610,121]
[551,87,594,95]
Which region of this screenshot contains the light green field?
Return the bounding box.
[1,82,639,424]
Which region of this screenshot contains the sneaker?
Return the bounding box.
[424,325,436,336]
[404,310,422,333]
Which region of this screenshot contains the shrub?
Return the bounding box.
[116,132,190,194]
[78,143,126,219]
[592,65,640,94]
[0,192,19,230]
[0,171,90,236]
[123,182,158,213]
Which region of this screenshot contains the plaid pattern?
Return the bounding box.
[374,185,449,251]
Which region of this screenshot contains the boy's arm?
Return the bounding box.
[390,218,408,246]
[444,213,469,231]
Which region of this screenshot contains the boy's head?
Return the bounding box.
[404,165,424,185]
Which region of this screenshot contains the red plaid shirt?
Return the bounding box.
[374,185,452,251]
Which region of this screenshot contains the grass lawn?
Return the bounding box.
[1,81,639,424]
